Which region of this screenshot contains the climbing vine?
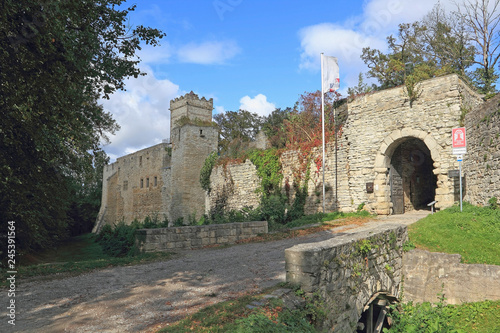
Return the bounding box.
[247,148,283,197]
[200,151,219,192]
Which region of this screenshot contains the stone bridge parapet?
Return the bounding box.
[285,224,407,332]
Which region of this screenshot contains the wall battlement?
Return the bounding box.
[170,91,214,132]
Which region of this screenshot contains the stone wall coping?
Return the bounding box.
[136,220,267,234]
[286,224,406,252]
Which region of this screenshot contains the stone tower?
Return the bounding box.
[169,92,218,223]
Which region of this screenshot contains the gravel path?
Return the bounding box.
[1,211,428,333]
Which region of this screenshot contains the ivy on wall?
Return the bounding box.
[200,151,219,192]
[247,148,282,197]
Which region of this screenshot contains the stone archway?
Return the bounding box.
[372,129,443,215]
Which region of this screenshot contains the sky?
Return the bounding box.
[101,0,461,161]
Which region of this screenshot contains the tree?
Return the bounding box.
[421,3,475,77]
[0,0,165,252]
[455,0,500,93]
[360,4,479,95]
[213,110,263,155]
[347,73,374,98]
[261,107,292,149]
[284,90,343,149]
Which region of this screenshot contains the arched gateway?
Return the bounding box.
[373,129,440,215]
[340,74,483,215]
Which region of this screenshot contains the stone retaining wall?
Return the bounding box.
[285,224,407,332]
[403,249,500,304]
[135,221,267,252]
[464,93,500,206]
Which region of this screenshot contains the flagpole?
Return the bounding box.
[321,53,326,214]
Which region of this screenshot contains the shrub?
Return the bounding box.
[96,215,169,257]
[260,194,288,224]
[96,221,138,257]
[488,197,498,210]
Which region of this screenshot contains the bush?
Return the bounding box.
[261,195,288,224]
[96,221,138,257]
[488,197,498,210]
[96,215,169,257]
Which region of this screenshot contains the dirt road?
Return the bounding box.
[1,211,428,332]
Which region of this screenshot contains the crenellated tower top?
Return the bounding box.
[170,91,213,132]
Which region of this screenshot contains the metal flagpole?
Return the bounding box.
[321,53,326,214]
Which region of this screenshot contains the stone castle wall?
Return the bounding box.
[95,92,217,232]
[99,75,496,231]
[463,94,500,205]
[207,75,485,215]
[344,74,482,214]
[170,124,218,222]
[95,143,171,230]
[403,249,500,304]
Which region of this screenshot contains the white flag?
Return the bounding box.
[322,55,339,93]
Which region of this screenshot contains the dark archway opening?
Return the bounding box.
[390,138,437,214]
[357,293,398,333]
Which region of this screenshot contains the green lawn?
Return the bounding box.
[1,233,172,286]
[408,203,500,265]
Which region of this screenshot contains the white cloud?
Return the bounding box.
[297,0,465,92]
[214,105,226,114]
[177,40,240,64]
[239,94,276,117]
[137,43,172,64]
[100,66,180,161]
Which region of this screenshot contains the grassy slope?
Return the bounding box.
[408,203,500,265]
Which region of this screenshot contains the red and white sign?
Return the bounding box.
[452,127,467,155]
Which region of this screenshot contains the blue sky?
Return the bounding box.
[101,0,459,161]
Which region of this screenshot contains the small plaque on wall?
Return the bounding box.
[366,182,374,193]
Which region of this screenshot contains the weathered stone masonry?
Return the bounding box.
[98,74,498,229]
[285,224,407,332]
[463,93,500,205]
[208,75,490,215]
[95,92,217,232]
[135,221,268,252]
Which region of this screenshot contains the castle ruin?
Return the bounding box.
[94,92,217,232]
[96,74,500,231]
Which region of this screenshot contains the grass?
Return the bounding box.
[158,284,320,333]
[447,300,500,332]
[268,210,372,232]
[408,203,500,265]
[1,233,172,287]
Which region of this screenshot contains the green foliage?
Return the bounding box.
[348,73,374,98]
[261,108,293,149]
[260,195,288,225]
[356,239,373,257]
[0,0,164,253]
[247,149,283,196]
[402,240,416,252]
[96,215,168,257]
[387,296,500,333]
[214,109,264,155]
[385,293,457,333]
[409,203,500,265]
[357,202,366,212]
[360,5,476,92]
[235,312,316,333]
[200,151,219,192]
[488,197,498,210]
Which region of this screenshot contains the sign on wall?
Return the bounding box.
[452,127,467,155]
